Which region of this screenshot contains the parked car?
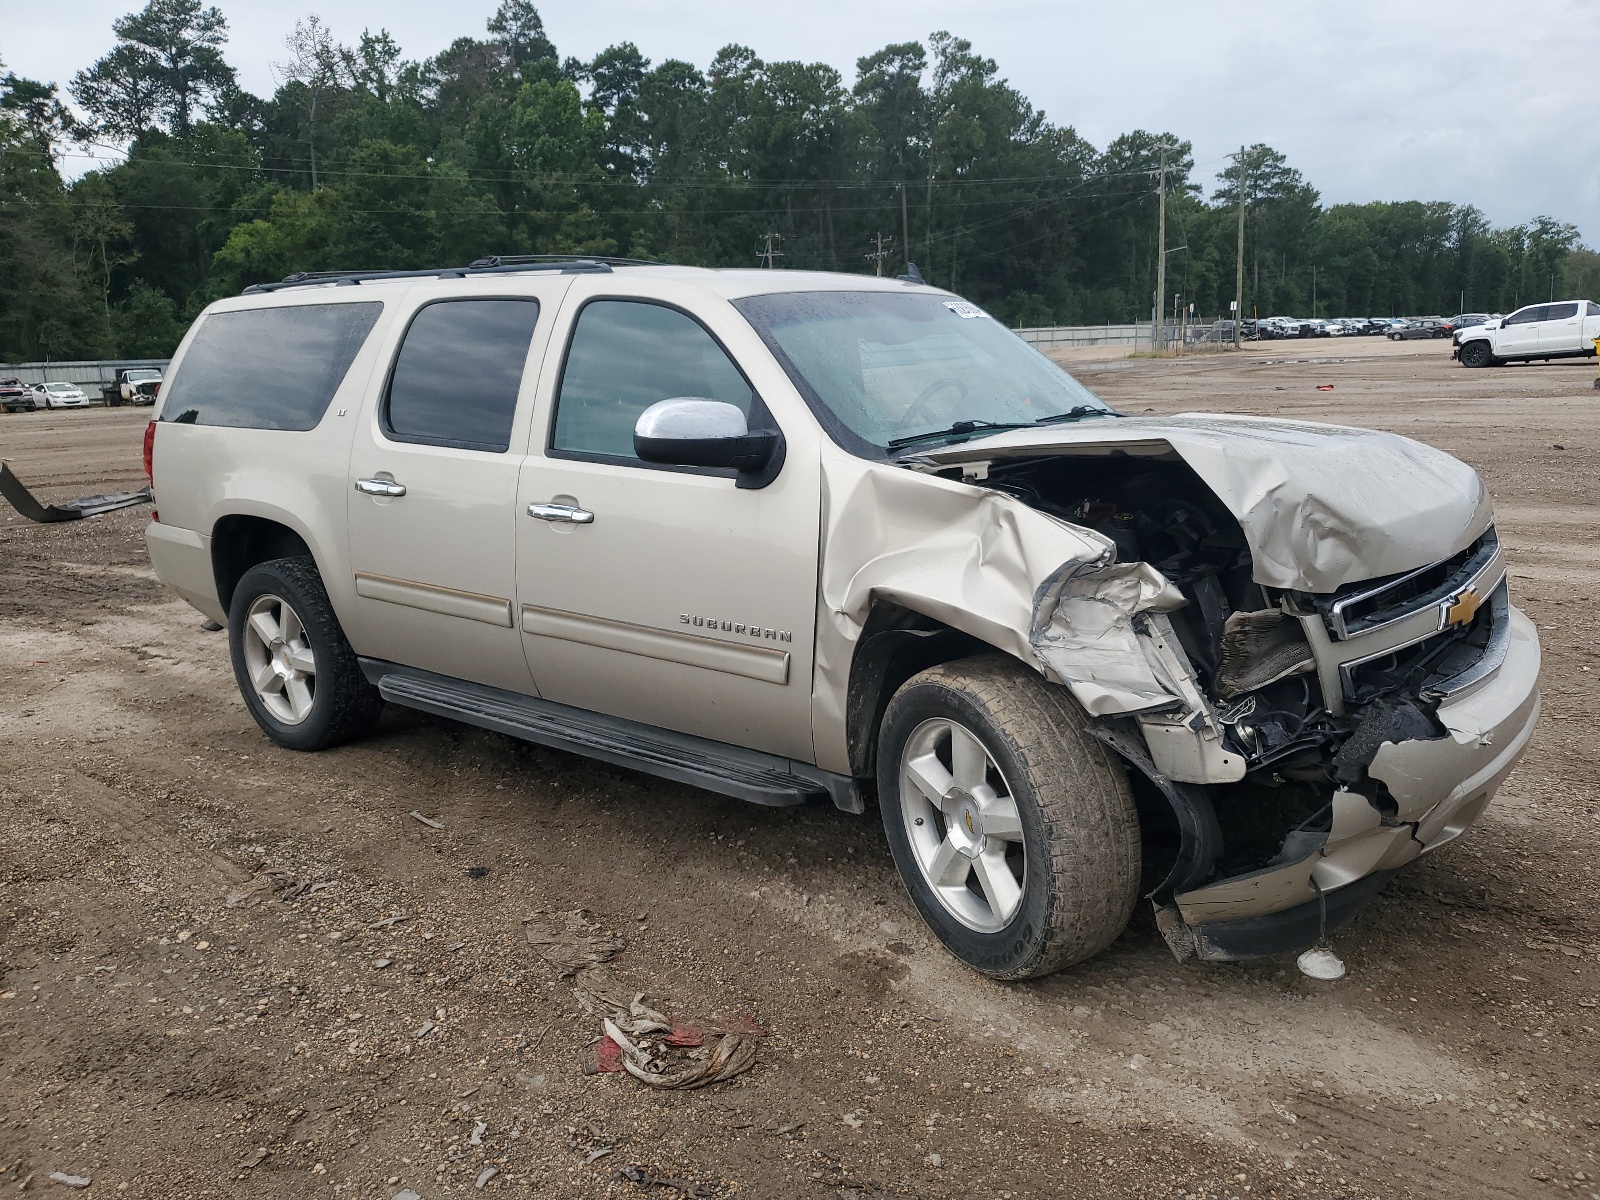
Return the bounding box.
[1447,314,1493,334]
[1388,319,1451,340]
[32,382,93,409]
[0,377,36,413]
[101,368,163,406]
[1453,300,1600,368]
[142,257,1539,978]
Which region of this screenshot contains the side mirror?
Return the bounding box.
[633,398,784,489]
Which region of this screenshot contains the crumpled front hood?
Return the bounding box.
[909,413,1493,593]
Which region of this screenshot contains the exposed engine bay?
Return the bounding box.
[968,454,1502,898]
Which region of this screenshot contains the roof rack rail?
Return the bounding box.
[240,254,661,295]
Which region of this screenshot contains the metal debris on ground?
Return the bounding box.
[410,810,445,830]
[583,993,760,1090]
[616,1165,713,1197]
[0,462,151,523]
[524,910,625,977]
[368,913,410,929]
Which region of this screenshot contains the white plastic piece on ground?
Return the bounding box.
[1296,945,1347,981]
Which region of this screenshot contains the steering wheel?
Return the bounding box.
[896,377,970,431]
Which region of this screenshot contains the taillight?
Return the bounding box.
[143,420,156,482]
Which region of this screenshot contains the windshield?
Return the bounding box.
[126,370,161,381]
[733,290,1111,455]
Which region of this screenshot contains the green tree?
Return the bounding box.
[71,0,235,137]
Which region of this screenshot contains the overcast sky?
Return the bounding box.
[5,0,1596,242]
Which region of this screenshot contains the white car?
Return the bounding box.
[32,382,92,409]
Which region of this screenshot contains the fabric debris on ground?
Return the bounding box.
[581,992,761,1090]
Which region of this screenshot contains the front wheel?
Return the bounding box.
[1459,341,1495,369]
[877,656,1140,980]
[228,556,383,751]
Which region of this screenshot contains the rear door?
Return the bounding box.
[345,282,570,694]
[512,284,821,760]
[1497,305,1545,356]
[1537,301,1582,354]
[1585,301,1600,348]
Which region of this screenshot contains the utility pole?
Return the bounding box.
[1233,145,1248,349]
[899,182,910,270]
[865,232,889,276]
[757,231,784,269]
[1311,264,1317,318]
[1153,142,1171,351]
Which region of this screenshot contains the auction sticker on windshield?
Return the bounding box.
[944,301,988,319]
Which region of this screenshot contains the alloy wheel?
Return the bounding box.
[898,717,1026,932]
[241,593,317,724]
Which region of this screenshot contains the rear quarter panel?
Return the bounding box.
[149,293,406,625]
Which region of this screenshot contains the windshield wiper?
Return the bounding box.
[886,419,1033,450]
[886,406,1118,452]
[1033,405,1119,424]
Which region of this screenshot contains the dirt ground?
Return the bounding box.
[0,337,1596,1200]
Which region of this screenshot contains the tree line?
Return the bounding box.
[2,0,1596,361]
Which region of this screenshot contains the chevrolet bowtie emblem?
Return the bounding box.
[1445,587,1481,628]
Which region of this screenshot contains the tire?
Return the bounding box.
[876,655,1141,980]
[1459,341,1494,368]
[228,556,383,751]
[1388,333,1400,341]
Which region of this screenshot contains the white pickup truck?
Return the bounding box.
[1453,299,1600,367]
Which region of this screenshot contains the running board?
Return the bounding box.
[360,659,860,810]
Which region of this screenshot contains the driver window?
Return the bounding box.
[552,300,755,463]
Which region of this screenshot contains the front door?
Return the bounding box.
[1498,305,1545,356]
[514,294,820,760]
[346,286,568,694]
[1537,301,1581,354]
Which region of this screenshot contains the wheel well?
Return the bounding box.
[844,601,994,779]
[211,515,314,613]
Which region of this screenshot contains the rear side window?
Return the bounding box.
[1545,302,1579,320]
[384,299,539,453]
[161,302,383,429]
[1503,306,1547,325]
[551,300,754,462]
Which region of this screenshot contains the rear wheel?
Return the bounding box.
[877,656,1140,980]
[1459,341,1495,368]
[228,556,383,751]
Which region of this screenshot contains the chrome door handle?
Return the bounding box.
[527,502,594,524]
[355,478,407,497]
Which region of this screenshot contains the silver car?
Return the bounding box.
[141,260,1541,978]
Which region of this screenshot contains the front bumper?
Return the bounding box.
[1160,604,1540,961]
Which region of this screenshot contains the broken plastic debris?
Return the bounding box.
[1296,945,1346,980]
[524,910,625,977]
[48,1172,92,1188]
[474,1166,499,1188]
[393,1190,424,1200]
[410,810,445,830]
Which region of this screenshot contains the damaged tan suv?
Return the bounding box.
[143,258,1540,979]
